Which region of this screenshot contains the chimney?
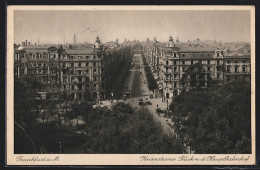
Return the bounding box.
[25,40,27,46]
[74,34,76,45]
[22,42,25,46]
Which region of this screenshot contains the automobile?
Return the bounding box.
[139,99,143,105]
[156,108,167,113]
[145,98,152,105]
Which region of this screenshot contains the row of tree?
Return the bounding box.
[101,46,133,100]
[142,54,157,91]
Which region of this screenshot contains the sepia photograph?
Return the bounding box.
[6,5,255,165]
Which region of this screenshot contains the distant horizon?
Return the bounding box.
[14,10,251,45]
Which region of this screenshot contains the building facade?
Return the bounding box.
[144,36,251,99]
[14,37,103,101]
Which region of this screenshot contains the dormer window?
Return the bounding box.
[208,54,211,57]
[190,53,194,57]
[78,56,82,59]
[182,54,186,57]
[217,53,220,57]
[174,53,177,57]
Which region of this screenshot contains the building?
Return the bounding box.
[144,36,251,99]
[14,36,104,101]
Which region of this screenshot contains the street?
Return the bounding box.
[125,54,174,135]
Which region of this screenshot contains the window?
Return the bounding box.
[70,56,74,60]
[38,63,41,67]
[208,54,211,57]
[174,53,177,57]
[63,63,66,68]
[182,67,185,72]
[86,69,89,74]
[79,84,82,90]
[79,93,82,99]
[85,76,90,81]
[235,61,238,64]
[207,60,210,64]
[190,54,194,57]
[63,77,66,83]
[78,63,81,67]
[191,60,193,64]
[182,61,185,65]
[235,66,239,73]
[43,53,47,58]
[93,62,96,67]
[243,66,246,73]
[207,66,211,71]
[93,68,96,73]
[174,61,177,65]
[86,56,89,59]
[227,60,230,64]
[21,63,25,67]
[78,77,82,82]
[217,66,220,71]
[217,53,220,57]
[227,76,230,82]
[71,85,74,90]
[174,67,177,71]
[36,53,40,58]
[174,74,177,78]
[174,82,177,88]
[93,55,96,59]
[78,56,82,59]
[217,60,220,65]
[182,54,186,57]
[71,93,74,99]
[86,63,89,66]
[243,60,246,63]
[71,63,74,67]
[70,70,73,74]
[78,70,82,75]
[21,69,24,74]
[63,85,66,89]
[227,66,231,73]
[166,60,169,65]
[43,63,46,67]
[217,73,220,79]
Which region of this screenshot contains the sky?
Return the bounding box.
[14,10,251,44]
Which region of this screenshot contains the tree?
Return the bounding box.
[181,62,214,90]
[169,81,251,153]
